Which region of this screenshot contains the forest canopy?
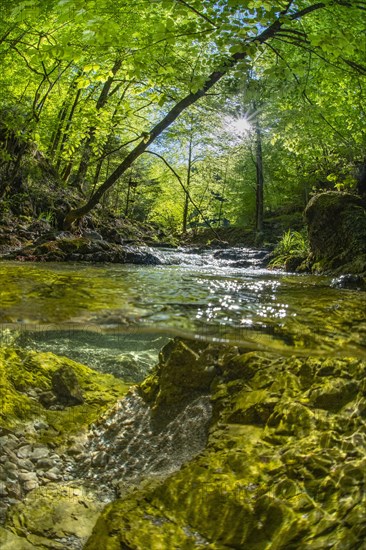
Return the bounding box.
[0,0,365,233]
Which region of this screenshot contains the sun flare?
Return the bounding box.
[224,115,252,137]
[231,117,252,135]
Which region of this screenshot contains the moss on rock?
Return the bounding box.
[0,347,129,444]
[0,527,37,549]
[5,484,104,548]
[304,192,366,275]
[86,339,366,549]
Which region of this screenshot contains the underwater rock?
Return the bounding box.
[305,192,366,275]
[0,527,36,549]
[85,339,366,549]
[52,365,84,406]
[5,484,104,549]
[0,346,128,523]
[331,274,366,290]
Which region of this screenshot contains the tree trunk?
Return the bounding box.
[254,112,264,240]
[70,58,122,191]
[182,131,193,233]
[218,157,229,226]
[56,88,81,171]
[48,73,81,160]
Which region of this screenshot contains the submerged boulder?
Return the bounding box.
[85,338,366,549]
[0,347,128,439]
[305,192,366,275]
[330,274,366,291]
[0,346,129,543]
[6,484,104,549]
[52,365,84,406]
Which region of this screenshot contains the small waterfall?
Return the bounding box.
[156,246,269,269]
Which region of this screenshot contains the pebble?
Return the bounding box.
[30,447,49,461]
[5,469,18,481]
[17,445,32,459]
[23,480,39,492]
[34,420,49,431]
[19,472,38,482]
[67,445,84,456]
[7,482,21,499]
[17,458,35,471]
[5,448,18,462]
[0,428,69,524]
[44,471,61,481]
[0,436,18,450]
[3,461,18,471]
[37,458,55,470]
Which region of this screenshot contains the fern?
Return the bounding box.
[269,230,309,268]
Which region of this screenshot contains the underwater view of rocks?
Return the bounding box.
[1,249,366,549]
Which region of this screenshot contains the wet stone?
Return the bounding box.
[23,480,39,492]
[30,447,49,461]
[4,448,18,462]
[36,458,56,470]
[0,436,19,450]
[7,482,22,499]
[16,445,32,459]
[4,469,18,481]
[44,470,62,481]
[17,458,36,471]
[34,420,49,431]
[67,444,85,456]
[19,472,38,482]
[3,461,18,472]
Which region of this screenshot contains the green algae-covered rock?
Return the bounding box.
[304,191,366,275]
[6,484,104,548]
[141,339,217,410]
[0,527,36,549]
[86,339,366,550]
[0,347,128,443]
[51,364,84,405]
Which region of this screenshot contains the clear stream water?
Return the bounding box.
[0,247,365,381]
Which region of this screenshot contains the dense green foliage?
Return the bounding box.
[0,0,365,232]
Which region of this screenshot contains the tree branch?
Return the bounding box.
[175,0,217,27]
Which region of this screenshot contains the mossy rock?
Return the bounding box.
[86,339,366,549]
[139,339,216,410]
[0,347,129,444]
[305,192,366,274]
[6,484,104,548]
[0,527,36,549]
[51,364,84,405]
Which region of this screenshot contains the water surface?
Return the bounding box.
[1,248,365,379]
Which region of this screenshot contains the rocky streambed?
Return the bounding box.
[2,337,366,549]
